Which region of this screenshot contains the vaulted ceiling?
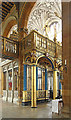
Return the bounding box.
[28,1,62,34]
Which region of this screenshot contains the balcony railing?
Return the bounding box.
[1,30,62,60]
[2,36,19,59]
[22,30,62,60]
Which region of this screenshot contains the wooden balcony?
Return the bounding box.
[1,30,62,61]
[22,30,62,61]
[1,36,19,60]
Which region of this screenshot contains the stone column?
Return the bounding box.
[31,65,37,108]
[18,7,24,104]
[0,66,2,97]
[4,38,6,52]
[53,69,57,99]
[62,2,71,117]
[18,51,23,104]
[12,64,14,102]
[6,66,8,101]
[18,29,24,104]
[1,69,4,97]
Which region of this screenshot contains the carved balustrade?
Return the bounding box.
[22,30,62,61]
[2,36,19,59]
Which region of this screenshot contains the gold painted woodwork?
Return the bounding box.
[22,91,27,102]
[22,30,62,65]
[22,30,62,106]
[2,36,19,59]
[22,90,31,102]
[31,65,37,107]
[22,90,49,103]
[46,90,49,99]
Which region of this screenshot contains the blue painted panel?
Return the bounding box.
[23,64,27,91]
[59,73,62,90]
[36,67,38,90]
[45,69,48,90]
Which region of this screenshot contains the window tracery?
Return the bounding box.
[27,0,62,43]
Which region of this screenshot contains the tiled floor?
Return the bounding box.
[0,99,2,120]
[1,99,70,119]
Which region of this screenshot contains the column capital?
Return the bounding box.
[53,68,58,71]
[31,63,37,66]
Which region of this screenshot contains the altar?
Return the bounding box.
[52,99,63,114]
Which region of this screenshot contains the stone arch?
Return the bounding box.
[19,2,35,29]
[36,55,55,69]
[2,16,17,37]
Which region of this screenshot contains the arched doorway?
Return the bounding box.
[37,56,54,100]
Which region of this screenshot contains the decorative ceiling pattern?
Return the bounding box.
[2,2,14,21]
[27,1,62,42]
[0,4,1,24]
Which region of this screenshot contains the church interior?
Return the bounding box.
[0,1,71,118]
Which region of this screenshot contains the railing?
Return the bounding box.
[22,91,31,102]
[1,31,62,60]
[2,36,19,59]
[22,90,49,102]
[34,31,62,59]
[22,31,34,50]
[37,90,46,99]
[22,30,62,60]
[56,44,62,60]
